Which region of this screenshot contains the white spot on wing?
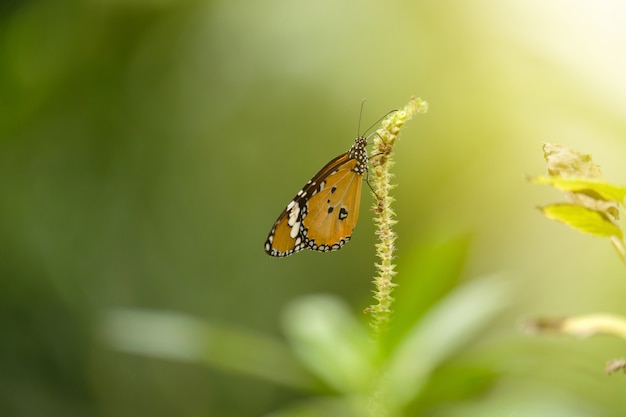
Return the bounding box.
[287,205,300,227]
[290,221,301,238]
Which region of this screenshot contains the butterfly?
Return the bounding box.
[264,105,397,257]
[264,135,369,257]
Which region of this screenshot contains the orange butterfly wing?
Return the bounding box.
[265,137,368,257]
[300,158,362,249]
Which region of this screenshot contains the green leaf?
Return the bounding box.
[407,364,499,413]
[101,309,319,391]
[387,236,471,350]
[281,295,377,393]
[539,204,623,238]
[530,176,626,203]
[380,275,510,409]
[262,397,367,417]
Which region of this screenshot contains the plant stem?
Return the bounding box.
[368,96,428,337]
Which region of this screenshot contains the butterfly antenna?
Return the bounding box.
[362,109,398,138]
[357,98,367,138]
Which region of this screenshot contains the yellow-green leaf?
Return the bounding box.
[530,176,626,203]
[539,204,622,239]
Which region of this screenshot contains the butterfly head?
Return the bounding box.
[349,136,369,175]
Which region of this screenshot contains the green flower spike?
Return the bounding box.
[367,96,428,336]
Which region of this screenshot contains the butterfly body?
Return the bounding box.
[264,137,368,257]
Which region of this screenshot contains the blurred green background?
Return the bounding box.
[2,0,626,416]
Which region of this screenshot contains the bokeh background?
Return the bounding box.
[2,0,626,416]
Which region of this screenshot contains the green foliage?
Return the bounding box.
[532,143,626,262]
[538,204,622,238]
[102,309,319,391]
[389,236,471,348]
[531,176,626,203]
[527,143,626,381]
[103,238,510,417]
